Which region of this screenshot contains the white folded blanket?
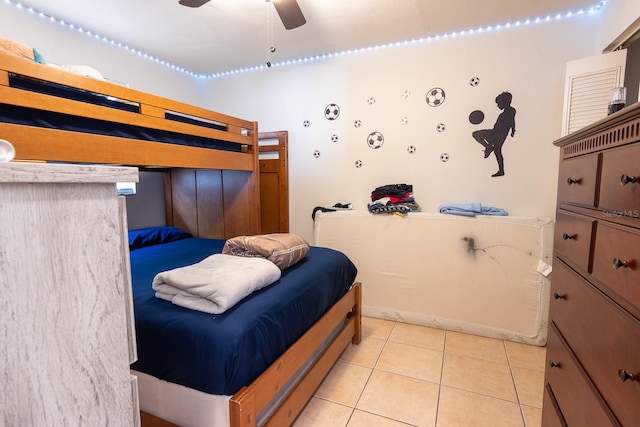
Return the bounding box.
[152,254,281,314]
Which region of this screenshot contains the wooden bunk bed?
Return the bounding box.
[0,50,361,426]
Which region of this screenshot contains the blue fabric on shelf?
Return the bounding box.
[438,203,508,217]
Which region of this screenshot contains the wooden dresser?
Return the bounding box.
[0,162,140,426]
[542,102,640,426]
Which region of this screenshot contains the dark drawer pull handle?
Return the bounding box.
[549,361,561,368]
[553,293,566,300]
[613,258,629,269]
[618,369,636,382]
[562,233,574,240]
[567,177,581,185]
[620,174,637,185]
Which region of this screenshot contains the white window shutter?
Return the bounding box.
[561,50,627,136]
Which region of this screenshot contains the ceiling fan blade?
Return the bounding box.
[178,0,211,8]
[272,0,306,30]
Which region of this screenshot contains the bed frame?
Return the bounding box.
[0,50,362,426]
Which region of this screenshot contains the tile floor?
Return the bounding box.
[294,317,547,427]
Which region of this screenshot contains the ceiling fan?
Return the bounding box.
[178,0,306,30]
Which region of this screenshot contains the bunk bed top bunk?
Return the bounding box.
[0,49,257,171]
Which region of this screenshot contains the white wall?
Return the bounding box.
[0,3,204,106]
[206,16,599,242]
[596,0,640,52]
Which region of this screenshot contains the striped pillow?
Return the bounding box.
[222,233,309,270]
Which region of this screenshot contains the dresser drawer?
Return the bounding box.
[550,261,640,426]
[557,153,599,206]
[592,222,640,311]
[599,144,640,213]
[544,325,618,426]
[542,385,566,427]
[553,211,594,271]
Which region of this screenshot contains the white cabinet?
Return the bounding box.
[0,162,139,426]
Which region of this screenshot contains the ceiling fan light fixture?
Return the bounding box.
[178,0,211,8]
[272,0,306,30]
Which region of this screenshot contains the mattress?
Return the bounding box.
[314,211,554,345]
[129,236,358,395]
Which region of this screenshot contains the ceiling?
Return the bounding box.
[16,0,602,76]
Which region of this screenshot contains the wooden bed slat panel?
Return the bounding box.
[0,85,252,145]
[229,283,362,426]
[0,53,255,131]
[0,123,255,170]
[169,170,198,237]
[266,318,357,426]
[166,169,230,239]
[222,170,260,238]
[195,169,225,238]
[258,131,289,233]
[259,170,281,233]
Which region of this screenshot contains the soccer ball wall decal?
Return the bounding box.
[436,123,446,132]
[354,119,362,128]
[367,97,376,105]
[324,103,340,120]
[401,116,409,126]
[426,87,446,107]
[367,131,384,149]
[469,76,480,87]
[407,145,416,154]
[313,150,321,158]
[440,153,450,162]
[331,134,339,142]
[355,160,363,168]
[303,120,310,127]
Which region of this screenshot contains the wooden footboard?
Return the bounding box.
[139,283,361,427]
[230,282,362,427]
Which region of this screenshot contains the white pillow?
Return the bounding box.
[60,64,105,80]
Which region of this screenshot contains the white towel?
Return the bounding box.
[152,254,281,314]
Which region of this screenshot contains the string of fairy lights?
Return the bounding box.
[3,0,607,80]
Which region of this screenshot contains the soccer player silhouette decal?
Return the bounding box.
[471,91,516,177]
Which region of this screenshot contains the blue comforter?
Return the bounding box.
[129,238,357,396]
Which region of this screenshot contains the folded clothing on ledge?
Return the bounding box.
[438,203,508,217]
[369,183,421,215]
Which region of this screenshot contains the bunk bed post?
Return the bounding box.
[352,282,362,345]
[229,388,257,427]
[248,121,261,235]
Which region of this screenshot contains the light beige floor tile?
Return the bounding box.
[362,316,395,340]
[314,361,372,407]
[340,337,385,368]
[444,331,508,364]
[505,341,547,372]
[511,367,544,408]
[521,405,542,427]
[356,370,439,427]
[436,386,524,427]
[375,341,443,384]
[388,321,446,351]
[441,353,517,402]
[294,397,353,427]
[347,410,414,427]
